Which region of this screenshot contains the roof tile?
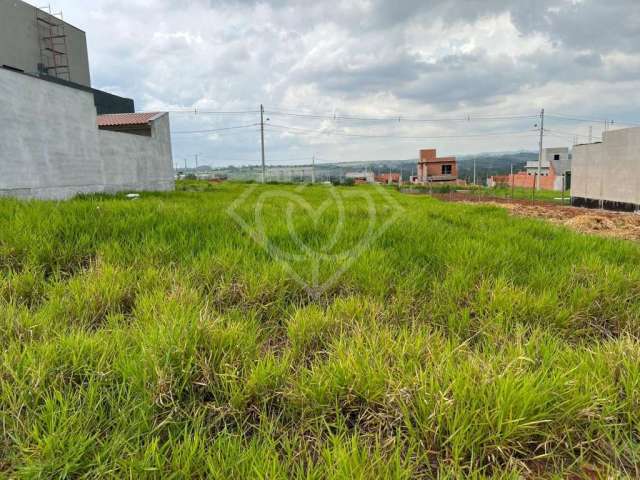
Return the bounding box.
[97,112,163,127]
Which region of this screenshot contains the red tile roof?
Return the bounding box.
[97,112,164,127]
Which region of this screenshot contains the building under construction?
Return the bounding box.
[412,149,460,185]
[0,0,133,114]
[0,1,174,200]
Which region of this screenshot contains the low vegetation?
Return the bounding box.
[404,184,568,203]
[1,182,640,478]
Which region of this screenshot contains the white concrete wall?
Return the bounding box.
[0,68,174,200]
[98,115,174,193]
[572,127,640,205]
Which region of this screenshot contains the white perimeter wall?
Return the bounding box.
[0,68,174,200]
[572,127,640,205]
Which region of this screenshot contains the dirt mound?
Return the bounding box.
[446,194,640,242]
[566,215,616,232]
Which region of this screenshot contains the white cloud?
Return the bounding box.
[24,0,640,166]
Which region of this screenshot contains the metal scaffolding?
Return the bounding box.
[35,5,71,82]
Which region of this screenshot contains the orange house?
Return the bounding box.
[375,173,401,184]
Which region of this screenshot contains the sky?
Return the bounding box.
[27,0,640,168]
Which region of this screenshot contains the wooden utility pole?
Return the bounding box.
[312,154,316,184]
[260,104,266,183]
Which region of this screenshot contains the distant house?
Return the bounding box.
[412,149,460,185]
[487,147,570,191]
[345,171,375,184]
[375,173,401,184]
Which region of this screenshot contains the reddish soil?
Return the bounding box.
[432,192,640,242]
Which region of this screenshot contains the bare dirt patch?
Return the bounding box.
[432,193,640,242]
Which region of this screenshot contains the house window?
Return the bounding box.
[554,154,560,161]
[442,164,452,175]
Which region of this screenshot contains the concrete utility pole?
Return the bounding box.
[473,158,477,185]
[312,154,316,184]
[260,104,266,184]
[537,108,545,191]
[510,163,514,200]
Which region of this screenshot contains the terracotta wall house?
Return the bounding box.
[415,149,458,184]
[375,173,401,184]
[488,147,571,191]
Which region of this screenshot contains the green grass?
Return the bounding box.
[1,181,640,478]
[404,184,569,203]
[482,186,570,203]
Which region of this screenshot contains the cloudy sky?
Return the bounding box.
[27,0,640,168]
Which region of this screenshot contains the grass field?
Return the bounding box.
[1,181,640,478]
[481,186,570,204]
[403,184,569,204]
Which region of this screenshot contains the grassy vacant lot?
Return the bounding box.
[405,184,568,204]
[1,182,640,478]
[482,186,569,204]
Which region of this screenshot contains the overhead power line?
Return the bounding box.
[172,123,260,135]
[162,107,639,125]
[265,122,537,140]
[547,113,640,126]
[169,109,260,115]
[264,107,539,123]
[544,128,602,140]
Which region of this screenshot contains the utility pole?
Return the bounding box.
[589,126,593,144]
[473,158,477,185]
[536,108,545,191]
[260,104,266,184]
[312,154,316,184]
[510,163,514,200]
[195,153,199,170]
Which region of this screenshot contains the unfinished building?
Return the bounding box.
[0,0,133,114]
[412,149,459,184]
[0,2,174,200]
[572,127,640,211]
